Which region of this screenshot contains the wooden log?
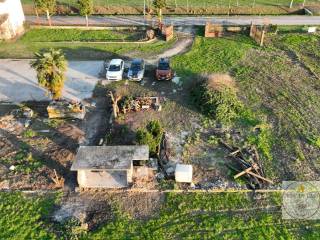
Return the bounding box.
[246,171,274,184]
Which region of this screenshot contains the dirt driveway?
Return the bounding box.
[0,59,103,102]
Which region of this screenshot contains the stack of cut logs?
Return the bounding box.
[220,140,273,189]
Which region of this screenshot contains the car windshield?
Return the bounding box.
[131,63,141,71]
[108,64,120,71]
[158,62,170,70]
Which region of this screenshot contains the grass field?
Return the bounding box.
[0,29,176,59]
[0,192,59,240]
[2,191,320,239]
[171,32,320,180]
[20,28,144,42]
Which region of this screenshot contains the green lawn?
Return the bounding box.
[86,192,320,240]
[0,30,176,59]
[20,28,144,42]
[0,192,58,240]
[2,191,320,239]
[172,35,255,76]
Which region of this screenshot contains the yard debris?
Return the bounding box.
[11,107,34,118]
[0,115,24,134]
[51,169,65,188]
[220,140,273,189]
[132,166,156,189]
[57,124,85,144]
[172,76,182,87]
[146,29,156,40]
[0,180,10,189]
[0,164,9,175]
[47,100,86,120]
[119,97,162,114]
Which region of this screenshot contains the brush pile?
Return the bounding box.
[220,140,273,189]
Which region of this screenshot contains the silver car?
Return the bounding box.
[127,59,145,81]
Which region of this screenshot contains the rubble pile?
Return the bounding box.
[119,96,162,114]
[47,100,86,119]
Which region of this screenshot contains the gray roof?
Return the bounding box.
[71,145,149,171]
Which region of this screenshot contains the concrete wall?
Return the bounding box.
[0,0,25,39]
[77,170,130,188]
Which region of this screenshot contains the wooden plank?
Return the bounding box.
[247,171,274,184]
[234,167,254,179]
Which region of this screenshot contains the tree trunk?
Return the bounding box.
[174,0,177,8]
[85,14,89,27]
[303,0,306,7]
[289,0,294,8]
[159,8,162,22]
[46,10,52,26]
[252,0,256,8]
[109,91,121,118]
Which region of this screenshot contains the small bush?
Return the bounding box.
[22,129,37,138]
[136,120,163,156]
[146,120,163,142]
[191,74,243,125]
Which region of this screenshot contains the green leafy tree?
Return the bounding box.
[30,49,67,100]
[78,0,93,27]
[34,0,56,26]
[153,0,167,22]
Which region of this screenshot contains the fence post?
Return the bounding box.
[260,30,265,47]
[249,22,253,37]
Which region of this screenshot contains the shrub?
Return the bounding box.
[136,120,163,156]
[22,129,37,138]
[191,74,243,125]
[147,120,163,140]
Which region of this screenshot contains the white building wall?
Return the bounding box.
[0,0,25,37]
[77,170,129,188]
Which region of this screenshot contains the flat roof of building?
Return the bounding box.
[71,145,149,171]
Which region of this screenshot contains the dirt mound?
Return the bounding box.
[57,124,85,145]
[205,74,237,92]
[54,194,113,230]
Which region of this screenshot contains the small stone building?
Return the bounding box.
[0,0,25,40]
[71,145,149,188]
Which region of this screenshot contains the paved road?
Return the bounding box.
[0,59,103,102]
[26,15,320,26]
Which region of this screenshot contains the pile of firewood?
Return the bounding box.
[220,140,273,189]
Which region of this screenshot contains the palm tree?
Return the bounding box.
[30,49,67,100]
